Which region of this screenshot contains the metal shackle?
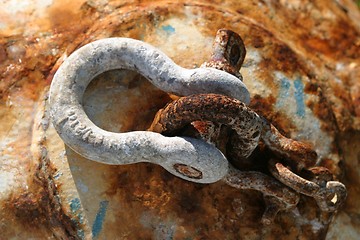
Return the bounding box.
[49,37,250,183]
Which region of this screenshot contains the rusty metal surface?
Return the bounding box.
[1,0,359,239]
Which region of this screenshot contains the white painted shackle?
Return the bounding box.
[49,38,250,183]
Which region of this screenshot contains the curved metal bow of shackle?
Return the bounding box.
[49,37,250,184]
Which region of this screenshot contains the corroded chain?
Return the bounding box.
[49,28,346,224]
[149,29,347,224]
[149,92,347,223]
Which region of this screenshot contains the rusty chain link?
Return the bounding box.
[49,29,346,224]
[149,29,347,224]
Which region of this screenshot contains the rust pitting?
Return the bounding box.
[304,81,339,133]
[4,147,81,239]
[272,44,302,73]
[1,0,357,238]
[301,19,359,60]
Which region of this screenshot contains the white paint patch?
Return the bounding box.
[273,71,333,159]
[335,62,345,71]
[151,13,213,65]
[0,0,53,33]
[0,0,53,15]
[241,48,272,98]
[0,170,15,195]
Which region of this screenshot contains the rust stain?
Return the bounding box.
[304,80,339,133]
[272,44,302,73]
[249,30,265,49]
[102,159,335,239]
[301,19,359,60]
[1,0,359,239]
[104,163,267,239]
[75,3,348,239]
[0,35,58,100]
[250,94,297,135]
[3,147,80,239]
[47,0,88,33]
[0,0,93,101]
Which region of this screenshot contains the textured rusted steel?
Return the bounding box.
[149,93,318,169]
[1,0,359,239]
[148,90,346,221]
[201,29,247,79]
[268,159,347,212]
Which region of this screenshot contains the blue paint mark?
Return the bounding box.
[161,25,175,35]
[70,198,81,213]
[280,77,291,97]
[277,76,291,107]
[294,77,306,118]
[92,200,109,238]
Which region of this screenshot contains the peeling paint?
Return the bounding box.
[70,198,81,213]
[140,212,176,240]
[242,48,272,98]
[153,18,213,65]
[273,73,306,118]
[70,198,85,239]
[273,72,333,157]
[53,171,63,180]
[0,171,15,195]
[0,0,357,239]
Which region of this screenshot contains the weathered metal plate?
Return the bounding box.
[1,0,359,239]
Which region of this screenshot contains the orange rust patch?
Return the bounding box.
[0,1,93,101]
[102,158,334,239]
[3,151,80,239]
[271,44,302,73]
[307,19,359,60]
[304,81,338,133]
[332,83,356,115]
[104,163,268,239]
[302,37,332,56]
[47,0,88,33]
[1,0,356,238]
